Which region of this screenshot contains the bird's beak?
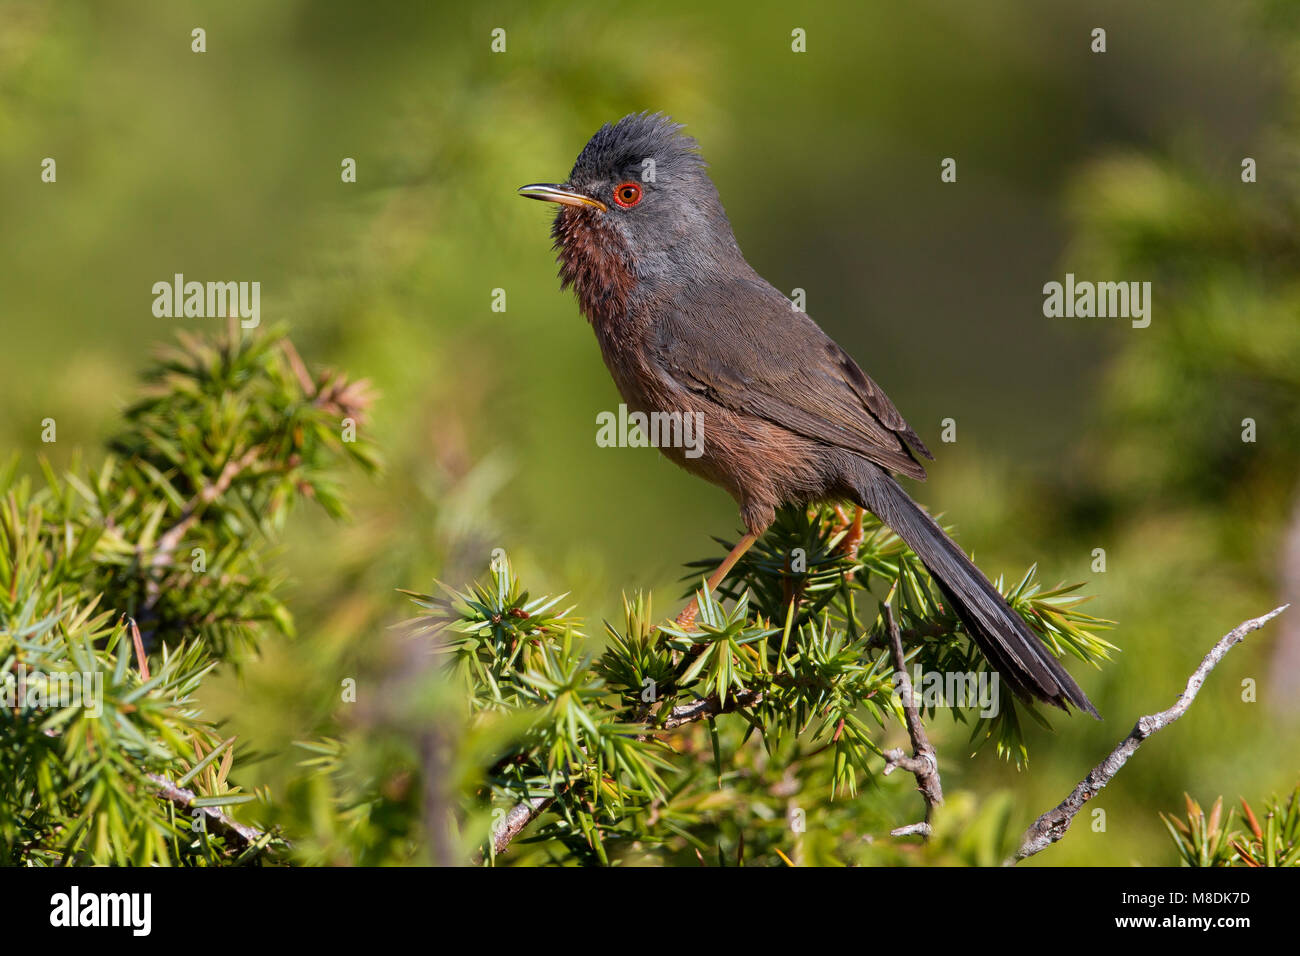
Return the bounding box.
[517,183,607,212]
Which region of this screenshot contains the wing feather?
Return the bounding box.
[653,274,932,478]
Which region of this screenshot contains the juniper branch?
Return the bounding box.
[141,443,264,619]
[147,773,279,853]
[484,687,765,859]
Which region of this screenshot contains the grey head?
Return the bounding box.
[518,113,744,315]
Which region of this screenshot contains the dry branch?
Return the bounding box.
[148,773,275,853]
[881,602,943,838]
[1007,604,1288,864]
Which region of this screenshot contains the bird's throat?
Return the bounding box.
[551,207,637,328]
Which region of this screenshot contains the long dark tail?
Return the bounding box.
[853,466,1099,718]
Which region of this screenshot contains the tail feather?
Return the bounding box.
[853,468,1100,719]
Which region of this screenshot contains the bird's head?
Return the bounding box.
[518,113,741,322]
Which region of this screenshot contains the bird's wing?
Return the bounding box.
[653,274,933,479]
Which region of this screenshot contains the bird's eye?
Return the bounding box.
[612,181,643,208]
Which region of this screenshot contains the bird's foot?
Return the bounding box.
[674,602,700,630]
[836,507,866,571]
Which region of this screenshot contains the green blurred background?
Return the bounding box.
[2,0,1297,864]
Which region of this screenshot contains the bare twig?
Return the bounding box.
[890,822,932,838]
[147,773,277,852]
[1007,604,1289,865]
[42,722,274,852]
[881,603,943,838]
[660,688,763,729]
[488,791,560,858]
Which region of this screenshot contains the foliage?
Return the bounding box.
[1162,785,1300,867]
[406,503,1114,866]
[0,325,376,864]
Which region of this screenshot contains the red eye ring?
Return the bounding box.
[612,181,643,208]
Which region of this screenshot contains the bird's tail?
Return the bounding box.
[852,467,1099,718]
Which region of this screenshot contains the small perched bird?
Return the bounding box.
[519,113,1098,717]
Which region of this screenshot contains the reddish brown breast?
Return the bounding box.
[552,207,638,329]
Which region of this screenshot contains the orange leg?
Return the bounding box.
[675,531,760,628]
[841,506,865,560]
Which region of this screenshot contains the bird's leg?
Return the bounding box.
[840,506,866,561]
[674,531,760,629]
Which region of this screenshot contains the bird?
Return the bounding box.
[518,112,1098,718]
